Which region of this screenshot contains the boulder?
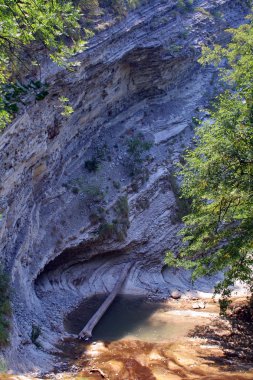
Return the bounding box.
[192,302,205,309]
[170,290,182,300]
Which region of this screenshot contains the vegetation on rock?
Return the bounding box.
[98,196,130,242]
[0,0,87,129]
[166,13,253,307]
[125,133,152,177]
[0,267,11,347]
[0,0,137,130]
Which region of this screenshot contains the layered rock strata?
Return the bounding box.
[0,0,250,372]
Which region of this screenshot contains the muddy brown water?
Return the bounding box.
[3,296,253,379]
[58,295,253,380]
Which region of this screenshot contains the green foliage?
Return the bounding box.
[194,7,212,18]
[125,133,152,177]
[0,0,85,79]
[211,10,224,20]
[0,0,87,129]
[168,171,191,223]
[127,0,140,9]
[85,158,100,173]
[219,297,232,317]
[0,80,49,129]
[113,180,121,190]
[85,144,110,172]
[0,0,136,130]
[169,44,182,54]
[77,0,100,16]
[136,197,149,211]
[83,184,104,202]
[59,96,74,117]
[127,135,152,157]
[80,183,104,202]
[0,267,11,347]
[66,177,104,203]
[114,195,129,219]
[89,211,104,225]
[98,196,129,241]
[31,324,42,348]
[165,12,253,303]
[114,196,130,238]
[102,0,139,16]
[177,0,194,13]
[35,89,49,101]
[98,222,116,240]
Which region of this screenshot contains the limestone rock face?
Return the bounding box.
[0,0,250,372]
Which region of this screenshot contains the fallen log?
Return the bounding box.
[78,262,132,340]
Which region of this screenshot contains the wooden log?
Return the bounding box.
[78,262,132,340]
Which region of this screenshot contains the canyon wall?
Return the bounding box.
[0,0,250,373]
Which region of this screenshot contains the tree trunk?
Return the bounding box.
[78,262,132,340]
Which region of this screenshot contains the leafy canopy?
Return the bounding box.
[0,0,137,130]
[0,0,88,129]
[0,0,85,75]
[165,14,253,302]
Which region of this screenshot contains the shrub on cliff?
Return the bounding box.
[177,0,194,13]
[0,266,11,347]
[166,12,253,307]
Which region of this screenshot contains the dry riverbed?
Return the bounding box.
[2,298,253,380]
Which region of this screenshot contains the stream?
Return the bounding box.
[56,296,253,380]
[4,296,253,379]
[64,295,198,342]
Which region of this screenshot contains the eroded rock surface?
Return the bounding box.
[0,0,251,373]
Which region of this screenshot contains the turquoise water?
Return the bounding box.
[64,295,195,342]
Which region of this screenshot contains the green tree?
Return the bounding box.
[0,0,89,129]
[165,14,253,305]
[0,0,138,130]
[0,0,86,73]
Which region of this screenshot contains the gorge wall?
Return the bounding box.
[0,0,250,373]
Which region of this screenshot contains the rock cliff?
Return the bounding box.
[0,0,250,373]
